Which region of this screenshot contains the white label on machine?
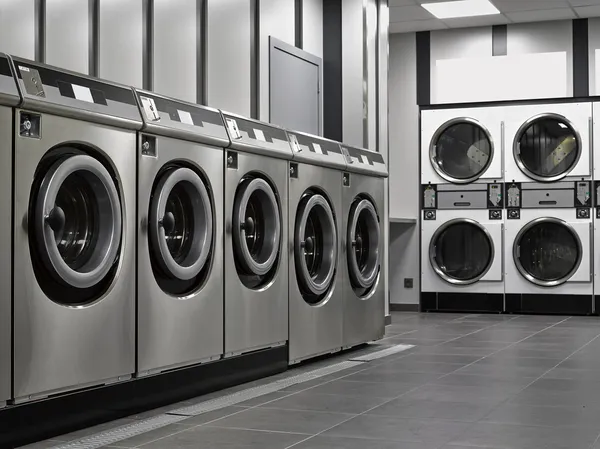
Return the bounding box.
[72,84,94,103]
[19,66,30,72]
[360,154,369,164]
[140,96,160,121]
[289,134,301,153]
[254,129,266,142]
[313,143,323,154]
[226,118,242,139]
[178,110,194,125]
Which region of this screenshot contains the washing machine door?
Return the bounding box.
[430,118,493,184]
[295,193,337,302]
[347,198,380,290]
[149,167,213,281]
[35,154,122,289]
[514,217,582,287]
[514,113,581,182]
[233,178,281,277]
[430,218,494,285]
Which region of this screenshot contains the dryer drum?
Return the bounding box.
[429,218,494,285]
[233,177,280,277]
[347,198,380,289]
[295,193,337,301]
[149,167,213,281]
[514,217,582,287]
[35,154,122,290]
[429,117,493,184]
[513,113,581,182]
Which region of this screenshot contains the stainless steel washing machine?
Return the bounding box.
[222,112,291,356]
[134,89,227,376]
[11,57,140,402]
[286,131,344,364]
[339,145,387,349]
[0,53,20,407]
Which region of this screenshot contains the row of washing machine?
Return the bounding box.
[420,101,600,315]
[0,54,387,407]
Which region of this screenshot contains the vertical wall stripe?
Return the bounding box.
[375,0,381,152]
[362,0,369,148]
[295,0,303,49]
[197,0,207,105]
[492,25,507,56]
[415,31,430,106]
[34,0,46,63]
[250,0,260,119]
[323,0,343,142]
[89,0,99,76]
[573,18,589,97]
[142,0,154,90]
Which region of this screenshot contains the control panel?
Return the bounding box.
[505,181,591,219]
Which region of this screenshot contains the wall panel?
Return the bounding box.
[0,0,35,59]
[303,0,323,58]
[342,0,364,147]
[46,0,89,74]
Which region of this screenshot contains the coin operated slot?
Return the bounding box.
[423,210,436,221]
[488,183,503,208]
[507,209,520,220]
[342,172,350,187]
[19,112,41,138]
[423,185,436,209]
[289,162,299,179]
[489,210,502,220]
[576,181,591,207]
[506,183,521,208]
[227,151,238,170]
[140,135,156,157]
[577,208,590,219]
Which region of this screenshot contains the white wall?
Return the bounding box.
[0,0,35,59]
[342,0,364,148]
[303,0,323,58]
[588,18,600,95]
[46,0,89,74]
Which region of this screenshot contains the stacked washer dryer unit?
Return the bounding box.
[0,54,19,407]
[594,102,600,313]
[286,131,344,364]
[134,90,227,376]
[222,112,290,357]
[339,144,387,348]
[420,107,505,313]
[11,57,140,402]
[504,102,593,315]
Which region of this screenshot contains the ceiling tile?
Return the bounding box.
[568,0,600,6]
[388,0,417,6]
[506,8,576,22]
[390,5,435,22]
[491,0,570,12]
[390,19,448,33]
[443,14,510,28]
[574,4,600,15]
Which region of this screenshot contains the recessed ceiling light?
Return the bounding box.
[422,0,500,19]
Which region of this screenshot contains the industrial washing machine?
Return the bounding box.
[11,57,140,402]
[340,144,387,349]
[421,183,504,313]
[134,89,227,376]
[504,102,592,184]
[222,112,290,356]
[0,53,20,407]
[421,106,503,185]
[504,182,593,315]
[287,131,344,364]
[592,102,600,313]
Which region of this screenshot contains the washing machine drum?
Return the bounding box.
[514,113,581,182]
[514,218,582,287]
[233,177,281,277]
[34,154,122,290]
[149,167,213,281]
[430,118,493,184]
[295,193,337,301]
[430,218,494,285]
[347,198,380,290]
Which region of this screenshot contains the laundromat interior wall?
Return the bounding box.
[389,17,600,309]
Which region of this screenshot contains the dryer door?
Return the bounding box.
[430,118,494,184]
[295,193,337,303]
[430,218,494,285]
[514,113,582,182]
[35,154,122,291]
[347,198,380,290]
[514,217,583,286]
[149,167,213,281]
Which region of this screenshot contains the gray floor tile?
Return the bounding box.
[455,362,550,378]
[432,373,534,390]
[169,406,249,425]
[481,402,600,429]
[259,391,388,414]
[291,435,438,449]
[107,423,191,448]
[543,366,600,381]
[369,360,467,374]
[400,383,516,404]
[341,370,442,384]
[306,380,417,398]
[366,398,496,422]
[396,353,481,364]
[235,391,293,406]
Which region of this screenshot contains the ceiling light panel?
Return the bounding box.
[422,0,500,19]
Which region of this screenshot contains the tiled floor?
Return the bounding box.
[23,312,600,448]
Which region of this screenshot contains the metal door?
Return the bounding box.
[346,198,380,293]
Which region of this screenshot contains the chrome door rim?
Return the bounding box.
[347,199,380,289]
[429,117,495,184]
[513,112,582,183]
[35,154,122,289]
[295,194,337,297]
[233,177,280,276]
[429,218,494,285]
[150,167,213,281]
[513,217,582,287]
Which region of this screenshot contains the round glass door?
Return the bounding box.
[35,154,122,291]
[514,113,581,182]
[150,167,213,282]
[514,218,582,287]
[430,118,493,184]
[429,218,494,285]
[233,177,280,278]
[347,198,380,290]
[295,192,337,304]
